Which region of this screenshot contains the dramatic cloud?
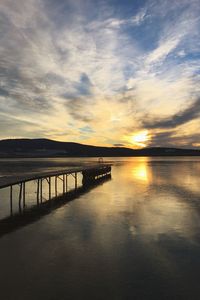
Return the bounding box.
[0,0,200,148]
[143,98,200,129]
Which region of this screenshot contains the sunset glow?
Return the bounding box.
[131,131,150,148]
[0,0,200,148]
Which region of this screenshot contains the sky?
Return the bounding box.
[0,0,200,148]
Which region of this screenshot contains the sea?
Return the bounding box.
[0,156,200,299]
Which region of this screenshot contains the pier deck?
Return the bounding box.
[0,164,111,189]
[0,163,112,215]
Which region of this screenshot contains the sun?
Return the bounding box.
[131,130,149,148]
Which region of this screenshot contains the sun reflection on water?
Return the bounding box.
[131,158,151,183]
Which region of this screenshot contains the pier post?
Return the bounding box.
[63,174,65,194]
[40,179,43,203]
[66,175,68,192]
[49,177,51,200]
[23,182,26,208]
[37,179,40,205]
[10,185,13,216]
[19,183,22,212]
[75,172,77,190]
[55,176,58,197]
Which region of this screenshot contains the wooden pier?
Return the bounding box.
[0,164,112,215]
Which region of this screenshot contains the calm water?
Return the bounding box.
[0,157,200,299]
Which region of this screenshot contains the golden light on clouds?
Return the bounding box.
[130,130,150,148]
[193,143,200,147]
[0,0,199,148]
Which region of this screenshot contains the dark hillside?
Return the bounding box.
[0,138,199,157]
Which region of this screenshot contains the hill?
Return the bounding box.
[0,138,199,157]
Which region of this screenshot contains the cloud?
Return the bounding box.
[113,143,125,147]
[87,7,148,30]
[143,98,200,129]
[149,130,200,148]
[0,112,48,139]
[130,8,148,26]
[0,0,200,148]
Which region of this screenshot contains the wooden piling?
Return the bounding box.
[75,173,77,190]
[63,174,65,194]
[49,177,51,200]
[55,176,58,197]
[10,185,13,215]
[23,182,26,208]
[37,179,40,205]
[40,179,43,203]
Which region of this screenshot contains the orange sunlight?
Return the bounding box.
[130,130,150,148]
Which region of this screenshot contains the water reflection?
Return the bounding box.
[0,175,111,238]
[0,157,200,299]
[131,158,150,182]
[111,158,200,243]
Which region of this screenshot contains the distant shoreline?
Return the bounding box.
[1,154,200,159]
[0,138,199,158]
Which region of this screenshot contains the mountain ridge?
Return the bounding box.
[0,138,199,157]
